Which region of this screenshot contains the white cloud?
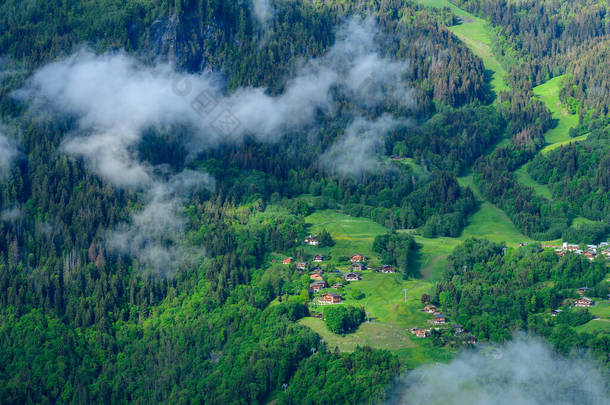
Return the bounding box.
[321,114,404,177]
[0,125,18,178]
[388,335,608,405]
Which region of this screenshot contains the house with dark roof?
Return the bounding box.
[310,281,328,292]
[351,262,365,271]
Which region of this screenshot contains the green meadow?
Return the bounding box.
[304,210,389,264]
[575,300,610,334]
[302,269,455,366]
[514,163,553,200]
[533,75,580,147]
[457,174,534,245]
[417,0,509,93]
[512,76,585,195]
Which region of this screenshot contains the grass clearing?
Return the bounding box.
[299,317,454,367]
[458,174,533,244]
[514,163,553,200]
[298,317,415,351]
[417,0,508,93]
[589,301,610,319]
[304,210,389,260]
[573,301,610,334]
[532,75,581,147]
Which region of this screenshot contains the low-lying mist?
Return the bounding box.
[387,335,608,405]
[14,16,415,275]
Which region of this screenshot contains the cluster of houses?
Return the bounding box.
[308,254,370,304]
[281,250,400,305]
[423,305,447,325]
[546,241,610,261]
[410,304,477,344]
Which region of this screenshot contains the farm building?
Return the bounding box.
[411,328,429,338]
[432,313,446,325]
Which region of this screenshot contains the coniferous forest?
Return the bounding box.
[0,0,608,403]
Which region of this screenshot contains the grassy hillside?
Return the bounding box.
[574,301,610,334]
[512,75,586,197]
[304,210,389,264]
[533,75,582,148]
[514,164,553,200]
[418,0,508,93]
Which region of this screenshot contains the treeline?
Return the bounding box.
[528,124,610,222]
[472,85,567,240]
[434,238,609,361]
[561,39,610,119]
[455,0,609,83]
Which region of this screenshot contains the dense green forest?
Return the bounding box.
[528,124,610,222]
[0,0,608,403]
[435,238,609,362]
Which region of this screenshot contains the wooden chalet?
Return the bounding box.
[282,257,293,265]
[304,236,319,246]
[574,297,593,307]
[320,292,342,304]
[313,254,324,262]
[310,272,324,281]
[414,328,429,338]
[432,313,446,325]
[452,325,464,334]
[350,254,366,262]
[332,282,343,289]
[423,305,437,313]
[296,262,307,270]
[378,265,396,273]
[344,272,361,281]
[310,281,328,292]
[351,262,365,271]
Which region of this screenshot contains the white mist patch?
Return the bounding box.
[321,114,404,177]
[390,335,608,405]
[0,126,18,178]
[16,16,414,274]
[107,170,215,275]
[0,207,23,222]
[252,0,274,27]
[16,17,412,188]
